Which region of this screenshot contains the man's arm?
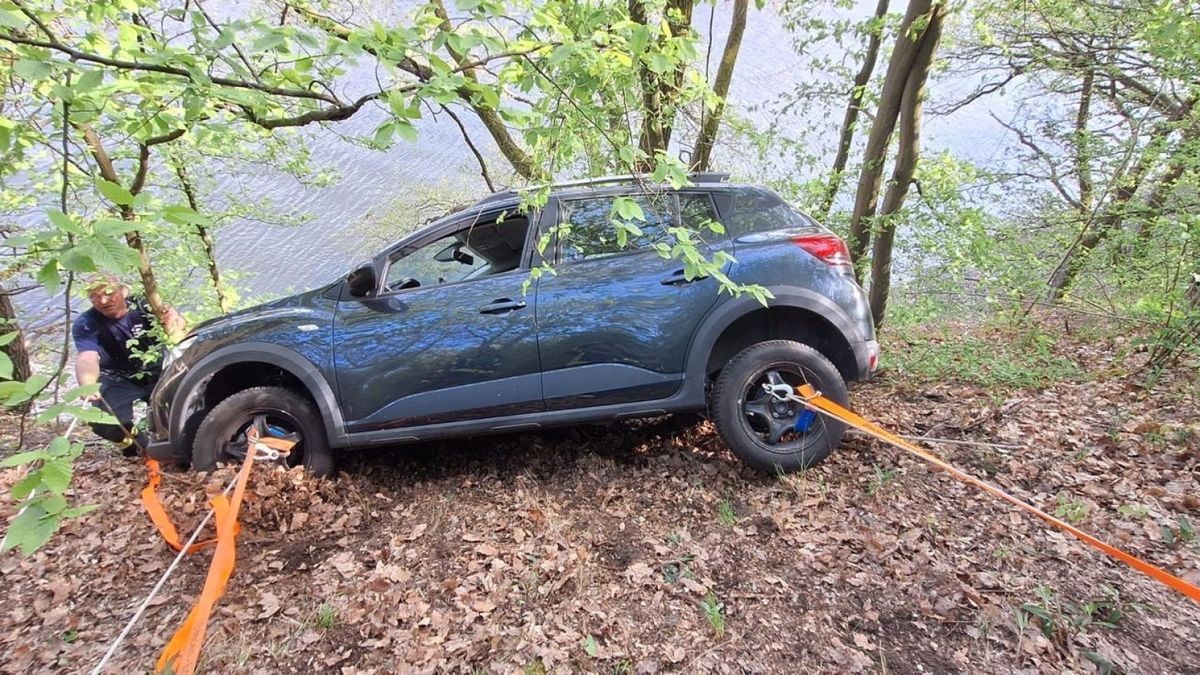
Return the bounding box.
[159,305,187,343]
[76,350,102,400]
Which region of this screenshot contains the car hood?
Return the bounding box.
[189,285,336,337]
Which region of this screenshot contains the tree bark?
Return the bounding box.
[0,287,33,394]
[867,2,944,327]
[846,0,933,278]
[690,0,748,172]
[816,0,890,220]
[1046,110,1194,300]
[1074,66,1094,212]
[631,0,694,165]
[172,158,230,314]
[78,125,172,325]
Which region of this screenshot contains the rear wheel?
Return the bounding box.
[712,340,849,473]
[192,386,334,477]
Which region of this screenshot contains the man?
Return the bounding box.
[72,276,185,456]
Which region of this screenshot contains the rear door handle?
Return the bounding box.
[479,298,527,314]
[660,270,707,286]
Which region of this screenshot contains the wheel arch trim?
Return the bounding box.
[169,342,346,449]
[684,286,865,389]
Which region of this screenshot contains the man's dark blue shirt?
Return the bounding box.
[71,297,161,379]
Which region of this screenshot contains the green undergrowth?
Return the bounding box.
[882,312,1081,390]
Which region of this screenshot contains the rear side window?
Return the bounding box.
[678,193,721,232]
[559,195,673,262]
[724,189,815,237]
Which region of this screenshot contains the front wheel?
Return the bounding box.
[712,340,849,473]
[192,386,335,477]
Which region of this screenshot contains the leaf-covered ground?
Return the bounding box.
[2,318,1198,674]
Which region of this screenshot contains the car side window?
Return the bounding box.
[559,195,673,262]
[723,189,812,237]
[384,212,530,292]
[678,193,721,233]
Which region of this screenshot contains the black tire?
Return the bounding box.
[192,386,335,477]
[712,340,849,473]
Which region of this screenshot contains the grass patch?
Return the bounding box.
[886,324,1079,389]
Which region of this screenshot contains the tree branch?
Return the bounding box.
[441,104,496,192]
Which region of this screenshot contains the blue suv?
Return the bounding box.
[147,174,879,475]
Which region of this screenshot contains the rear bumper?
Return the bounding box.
[853,339,880,380]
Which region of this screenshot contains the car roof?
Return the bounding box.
[469,172,741,211]
[384,173,756,261]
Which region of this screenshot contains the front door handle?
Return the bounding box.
[660,270,707,286]
[479,298,527,314]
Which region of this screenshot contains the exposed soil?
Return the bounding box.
[1,318,1198,673]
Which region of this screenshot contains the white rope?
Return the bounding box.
[89,474,238,675]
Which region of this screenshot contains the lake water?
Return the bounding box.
[12,1,1021,336]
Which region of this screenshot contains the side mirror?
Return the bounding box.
[434,241,475,266]
[347,261,377,297]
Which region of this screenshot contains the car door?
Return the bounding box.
[533,191,729,409]
[332,209,543,431]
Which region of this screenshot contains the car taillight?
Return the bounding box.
[792,233,853,274]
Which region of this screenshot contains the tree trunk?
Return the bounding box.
[816,0,890,221]
[0,287,33,394]
[690,0,749,172]
[172,159,230,313]
[846,0,934,278]
[1045,111,1194,300]
[631,0,694,165]
[1075,67,1094,212]
[79,125,172,325]
[867,2,944,327]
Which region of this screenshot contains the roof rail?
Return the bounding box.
[470,172,732,209]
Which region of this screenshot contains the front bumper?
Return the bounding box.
[146,359,193,463]
[144,438,185,463]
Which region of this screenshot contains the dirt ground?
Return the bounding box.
[1,318,1198,674]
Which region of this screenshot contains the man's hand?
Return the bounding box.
[160,305,187,343]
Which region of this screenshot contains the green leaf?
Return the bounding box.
[23,374,49,395]
[13,59,52,81]
[583,635,598,657]
[61,504,100,519]
[41,493,68,516]
[47,210,83,235]
[40,458,72,493]
[647,53,674,75]
[0,7,29,28]
[613,197,645,221]
[63,383,100,402]
[162,204,213,227]
[73,69,104,94]
[36,260,61,294]
[60,406,117,425]
[1,503,60,555]
[96,179,134,206]
[0,450,49,468]
[0,351,10,380]
[80,236,139,272]
[252,31,287,52]
[11,473,40,500]
[92,218,139,236]
[58,246,96,274]
[393,120,418,144]
[372,121,395,148]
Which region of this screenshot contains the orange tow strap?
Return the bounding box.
[141,459,224,553]
[154,445,257,675]
[794,384,1200,604]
